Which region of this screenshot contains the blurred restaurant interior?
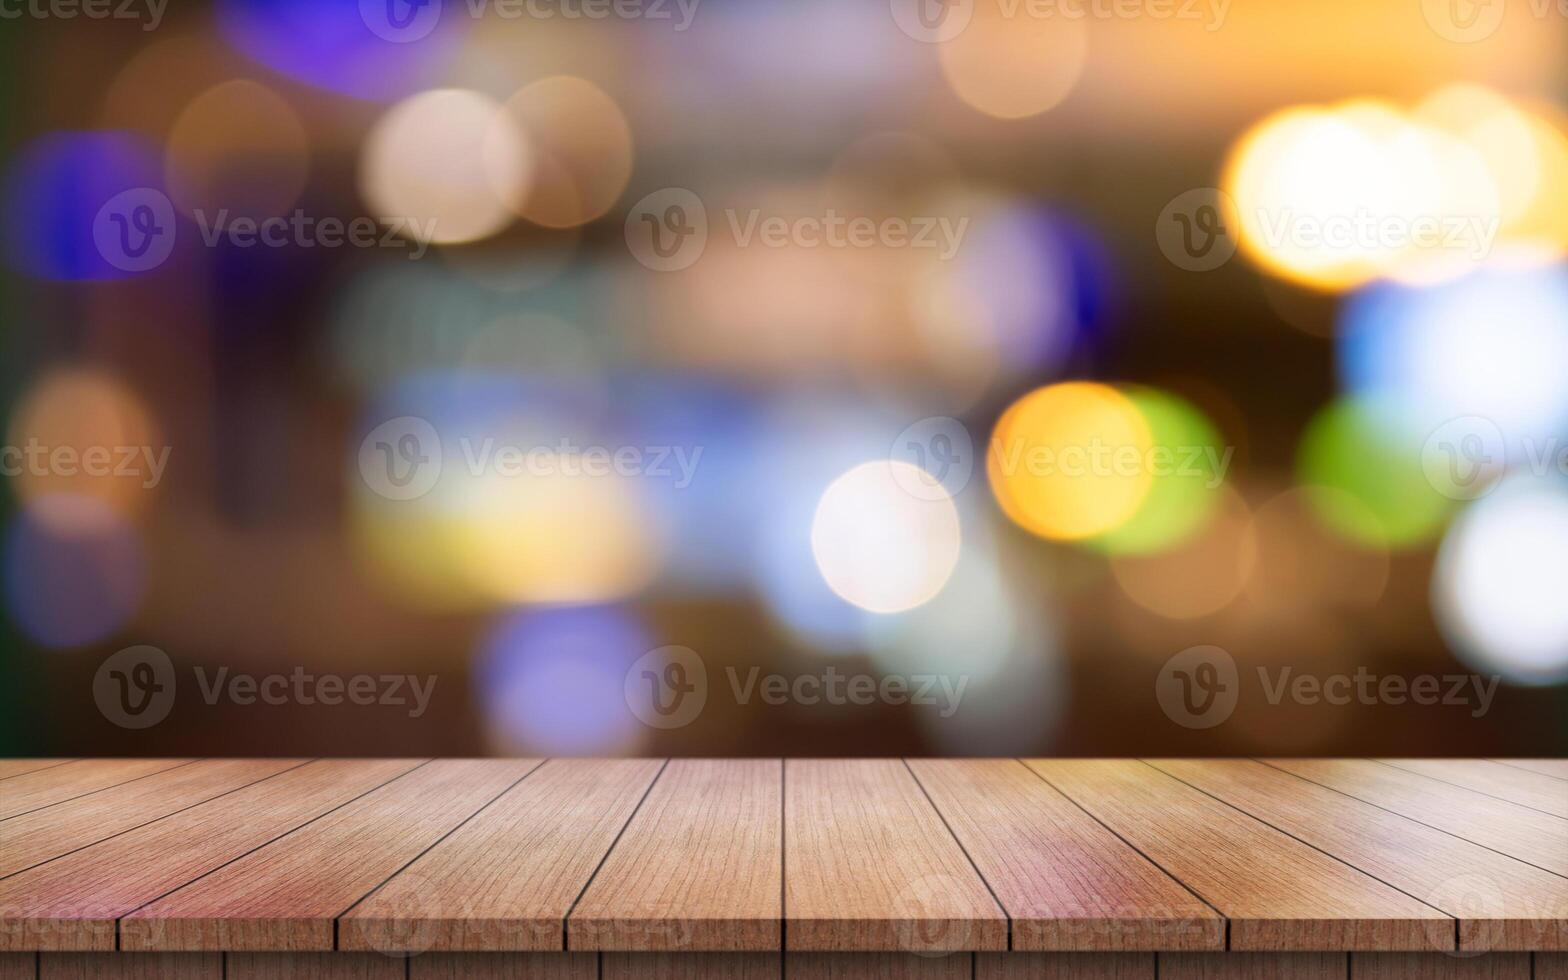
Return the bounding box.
[1,0,1566,757]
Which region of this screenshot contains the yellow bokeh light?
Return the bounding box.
[937,6,1087,120]
[502,76,633,229]
[454,465,658,605]
[811,461,962,614]
[1222,99,1502,291]
[359,89,531,245]
[987,382,1153,541]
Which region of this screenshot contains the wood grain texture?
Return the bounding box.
[1377,761,1568,819]
[1024,761,1449,951]
[1350,953,1530,979]
[339,758,664,952]
[409,952,597,979]
[908,759,1221,951]
[1264,760,1568,877]
[1158,954,1346,978]
[602,953,779,979]
[1539,953,1568,979]
[977,952,1154,978]
[570,759,780,952]
[789,952,970,978]
[0,759,419,952]
[225,953,403,979]
[1150,760,1568,951]
[784,760,1006,953]
[0,759,307,879]
[38,953,220,979]
[1491,760,1568,780]
[0,954,31,980]
[0,760,194,821]
[122,760,540,951]
[0,761,76,781]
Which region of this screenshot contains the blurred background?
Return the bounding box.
[1,0,1566,758]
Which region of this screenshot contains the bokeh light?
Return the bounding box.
[988,382,1153,541]
[359,89,531,245]
[3,496,147,649]
[349,376,660,610]
[474,606,648,754]
[937,5,1088,120]
[217,0,463,101]
[1111,486,1256,620]
[2,131,167,281]
[5,369,163,524]
[1092,387,1228,555]
[1223,99,1500,291]
[1340,264,1568,456]
[1434,477,1568,685]
[1245,487,1390,612]
[165,79,310,221]
[501,76,633,229]
[811,461,961,615]
[1295,396,1454,548]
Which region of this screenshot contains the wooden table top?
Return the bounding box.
[0,758,1564,956]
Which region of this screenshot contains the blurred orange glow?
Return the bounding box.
[988,382,1153,541]
[502,76,634,229]
[1111,486,1255,619]
[167,79,310,221]
[6,370,163,528]
[938,5,1087,120]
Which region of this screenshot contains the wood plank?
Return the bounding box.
[1540,953,1568,979]
[602,952,778,979]
[908,759,1221,951]
[1264,760,1568,877]
[1350,953,1530,979]
[225,952,402,979]
[1023,760,1450,951]
[0,759,307,879]
[339,758,664,953]
[0,760,195,821]
[783,759,1006,953]
[1377,761,1568,819]
[978,952,1155,978]
[570,759,780,952]
[409,952,597,979]
[225,953,401,978]
[0,759,421,951]
[122,760,540,951]
[0,954,31,980]
[1491,760,1568,780]
[38,953,219,979]
[790,952,970,978]
[1157,953,1346,978]
[0,761,76,781]
[1149,760,1568,952]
